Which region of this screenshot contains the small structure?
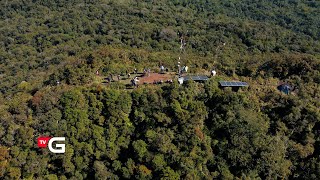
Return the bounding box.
[160,65,165,73]
[131,77,140,88]
[181,65,188,73]
[277,84,292,95]
[219,81,249,92]
[105,77,111,83]
[178,62,181,74]
[178,77,184,84]
[211,70,216,77]
[178,75,209,84]
[153,80,164,84]
[166,79,173,84]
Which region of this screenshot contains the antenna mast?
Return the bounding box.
[178,31,187,75]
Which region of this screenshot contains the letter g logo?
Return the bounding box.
[48,137,65,153]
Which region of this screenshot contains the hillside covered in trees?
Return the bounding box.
[0,0,319,179]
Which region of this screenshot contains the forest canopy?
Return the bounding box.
[0,0,319,179]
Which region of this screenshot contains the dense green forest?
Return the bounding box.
[0,0,319,179]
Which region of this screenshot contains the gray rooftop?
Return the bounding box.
[182,75,209,81]
[219,81,249,87]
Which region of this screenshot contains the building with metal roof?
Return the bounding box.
[277,84,292,95]
[219,81,249,91]
[178,75,209,84]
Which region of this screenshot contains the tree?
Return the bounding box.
[132,140,148,161]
